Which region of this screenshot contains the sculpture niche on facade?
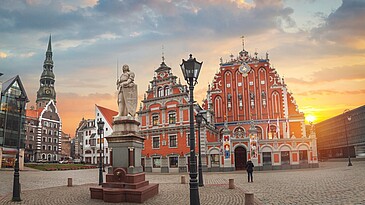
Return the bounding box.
[90,64,158,203]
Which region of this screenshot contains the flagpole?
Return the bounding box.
[116,59,119,88]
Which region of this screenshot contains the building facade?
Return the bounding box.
[60,132,71,160]
[137,60,218,173]
[204,41,318,170]
[80,118,97,164]
[0,75,29,169]
[24,35,63,162]
[77,105,116,165]
[316,105,365,159]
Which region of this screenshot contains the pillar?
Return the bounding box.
[19,149,24,171]
[0,148,3,169]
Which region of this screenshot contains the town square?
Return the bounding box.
[0,160,365,204]
[1,0,365,204]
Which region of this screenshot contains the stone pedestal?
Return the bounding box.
[107,116,144,174]
[90,116,159,203]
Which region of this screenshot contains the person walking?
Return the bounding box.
[246,159,254,183]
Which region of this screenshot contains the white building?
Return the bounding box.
[79,104,117,165]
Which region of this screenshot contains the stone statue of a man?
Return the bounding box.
[116,65,137,117]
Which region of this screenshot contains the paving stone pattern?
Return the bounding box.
[0,161,364,204]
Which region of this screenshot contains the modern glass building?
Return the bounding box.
[0,75,29,168]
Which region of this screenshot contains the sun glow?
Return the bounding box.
[305,115,316,124]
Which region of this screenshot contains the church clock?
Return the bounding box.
[239,62,251,76]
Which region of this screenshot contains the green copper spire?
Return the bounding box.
[36,35,56,109]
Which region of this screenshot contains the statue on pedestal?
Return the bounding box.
[116,65,137,117]
[91,64,158,204]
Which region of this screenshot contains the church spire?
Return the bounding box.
[36,35,56,109]
[47,35,52,52]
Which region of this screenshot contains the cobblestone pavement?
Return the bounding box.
[0,160,364,204]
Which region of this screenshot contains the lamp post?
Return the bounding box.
[343,109,352,166]
[97,119,105,185]
[13,93,26,201]
[195,112,204,187]
[180,54,202,205]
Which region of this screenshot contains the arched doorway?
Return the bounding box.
[234,146,247,170]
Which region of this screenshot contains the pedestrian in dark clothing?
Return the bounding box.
[246,160,254,182]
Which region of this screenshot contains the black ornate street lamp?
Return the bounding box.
[13,93,26,201]
[97,119,105,185]
[180,54,202,205]
[343,109,352,166]
[195,112,204,187]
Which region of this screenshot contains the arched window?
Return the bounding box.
[164,86,170,96]
[271,91,280,115]
[158,87,163,97]
[214,96,223,118]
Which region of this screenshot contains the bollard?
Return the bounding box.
[245,192,254,205]
[181,175,186,184]
[228,179,235,189]
[67,178,73,187]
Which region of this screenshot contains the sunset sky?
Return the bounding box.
[1,0,364,136]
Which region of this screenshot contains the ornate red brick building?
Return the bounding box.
[137,59,217,173]
[138,39,318,172]
[203,39,318,170]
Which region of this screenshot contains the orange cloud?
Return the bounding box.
[56,92,117,136]
[0,51,8,58]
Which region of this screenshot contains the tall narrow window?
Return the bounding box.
[164,86,170,96]
[152,115,159,126]
[261,91,267,107]
[238,94,243,109]
[158,87,163,97]
[169,135,177,148]
[250,92,255,108]
[169,113,176,124]
[227,94,232,110]
[152,137,160,149]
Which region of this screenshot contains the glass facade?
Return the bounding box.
[0,79,26,148]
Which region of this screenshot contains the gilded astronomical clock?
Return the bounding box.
[239,62,251,77]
